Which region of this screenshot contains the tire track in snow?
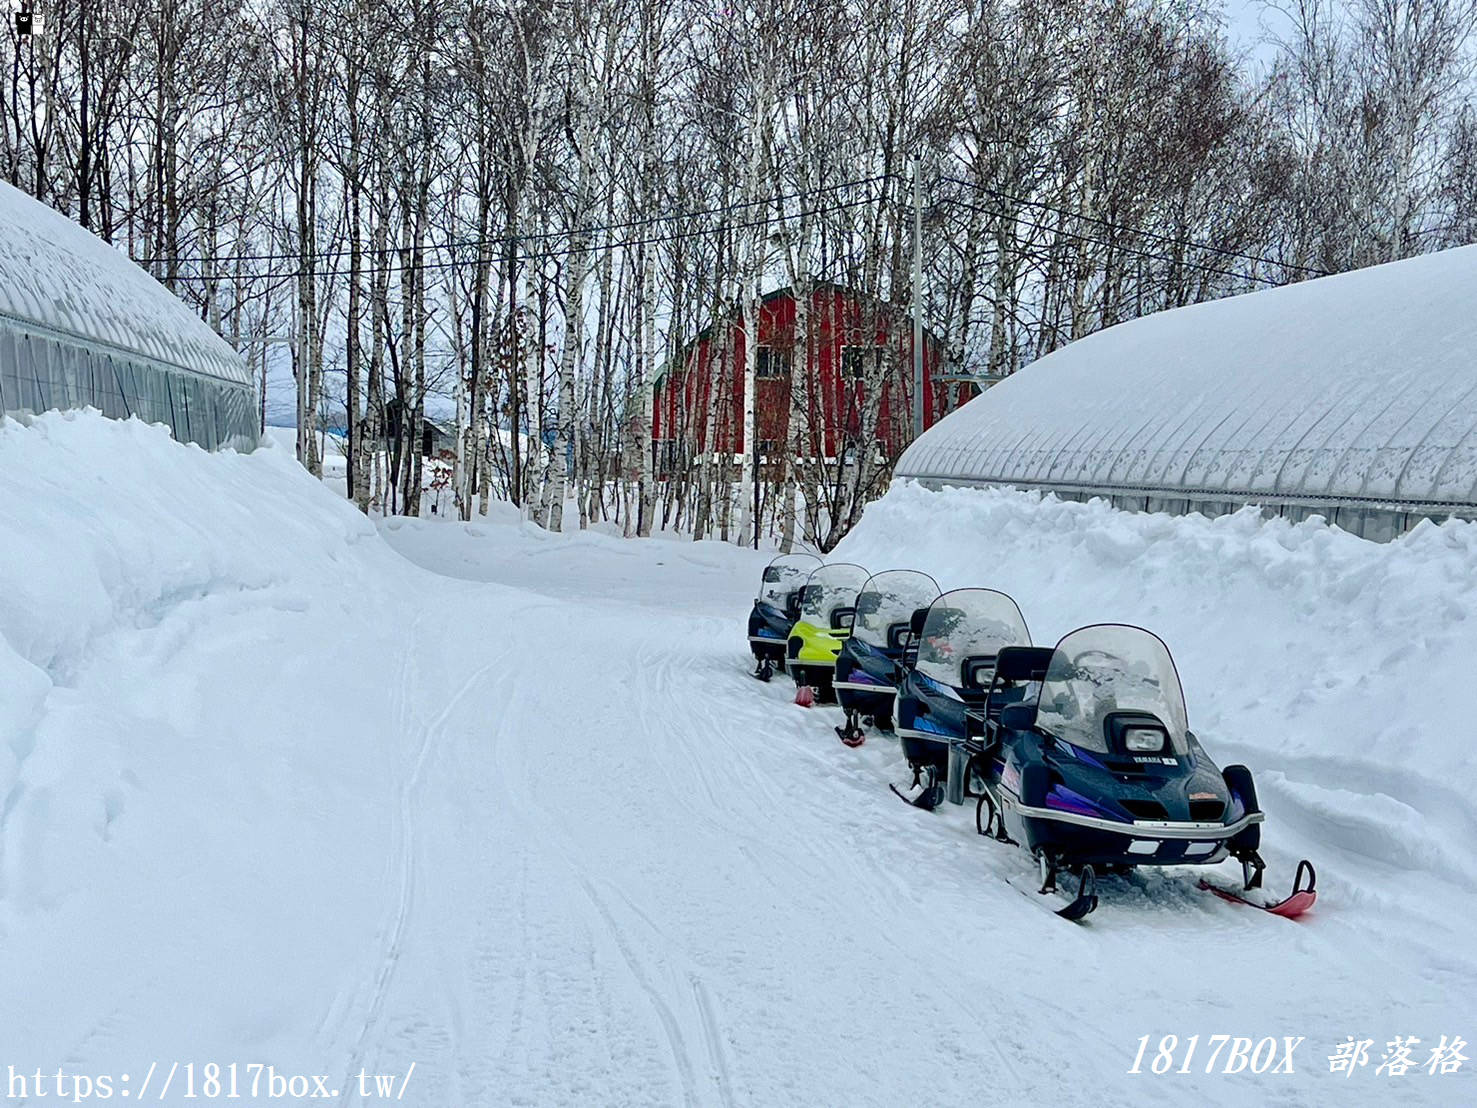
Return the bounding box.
[323,635,416,1062]
[570,872,727,1108]
[335,631,420,1104]
[449,666,598,1106]
[689,975,736,1107]
[481,632,740,1108]
[453,651,699,1105]
[337,623,505,1106]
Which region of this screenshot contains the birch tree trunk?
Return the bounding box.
[635,243,659,536]
[544,103,594,531]
[633,0,664,537]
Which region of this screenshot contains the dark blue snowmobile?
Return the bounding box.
[890,589,1038,809]
[746,553,822,680]
[832,569,940,747]
[968,624,1313,921]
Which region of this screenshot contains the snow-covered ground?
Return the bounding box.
[3,411,1475,1106]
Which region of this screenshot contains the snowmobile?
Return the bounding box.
[891,588,1037,809]
[832,569,941,747]
[967,623,1312,921]
[747,553,823,681]
[785,562,871,704]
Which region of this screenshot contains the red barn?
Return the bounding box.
[651,284,963,476]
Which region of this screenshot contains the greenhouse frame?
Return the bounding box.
[895,245,1477,542]
[0,182,258,452]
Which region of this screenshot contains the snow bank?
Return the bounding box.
[0,411,428,1074]
[838,483,1477,887]
[1,414,376,683]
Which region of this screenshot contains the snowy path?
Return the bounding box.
[320,558,1073,1106]
[369,515,1477,1106]
[4,420,1475,1106]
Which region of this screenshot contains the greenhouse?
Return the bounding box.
[894,244,1477,542]
[0,182,258,451]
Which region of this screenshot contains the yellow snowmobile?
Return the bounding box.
[786,562,870,704]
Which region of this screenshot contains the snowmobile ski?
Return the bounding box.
[1000,862,1098,922]
[1055,865,1099,921]
[889,781,944,810]
[889,766,944,810]
[1199,859,1317,919]
[1034,852,1099,921]
[836,710,866,747]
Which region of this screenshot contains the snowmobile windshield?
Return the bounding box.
[853,570,941,651]
[914,589,1031,688]
[759,554,823,608]
[799,563,871,625]
[1035,625,1189,754]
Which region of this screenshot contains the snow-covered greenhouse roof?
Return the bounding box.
[0,182,247,385]
[896,246,1477,521]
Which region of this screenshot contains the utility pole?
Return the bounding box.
[295,312,309,466]
[911,157,924,442]
[752,430,760,550]
[219,330,291,439]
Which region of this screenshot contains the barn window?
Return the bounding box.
[840,345,882,379]
[759,438,778,457]
[756,347,791,379]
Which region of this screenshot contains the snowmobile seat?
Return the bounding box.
[901,609,929,667]
[984,684,1029,719]
[961,655,997,690]
[997,702,1038,733]
[783,590,803,621]
[994,646,1054,683]
[887,622,913,652]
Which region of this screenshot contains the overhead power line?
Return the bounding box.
[139,174,894,269]
[185,192,889,283]
[137,170,1326,294]
[934,174,1331,280]
[948,197,1279,287]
